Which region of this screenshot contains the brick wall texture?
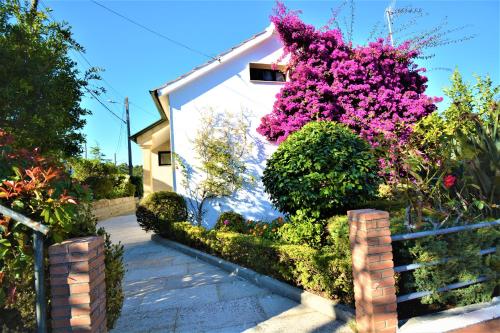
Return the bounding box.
[348,209,398,333]
[49,236,107,333]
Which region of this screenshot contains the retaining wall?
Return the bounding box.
[91,196,136,221]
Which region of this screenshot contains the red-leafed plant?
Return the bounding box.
[0,129,124,331]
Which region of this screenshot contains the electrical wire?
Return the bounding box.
[90,0,217,61]
[84,87,125,124]
[40,0,157,120]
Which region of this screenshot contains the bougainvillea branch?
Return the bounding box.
[257,2,442,148]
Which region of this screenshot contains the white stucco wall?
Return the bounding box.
[166,33,285,228]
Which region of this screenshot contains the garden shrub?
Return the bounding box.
[98,229,125,329]
[130,175,144,198]
[214,211,246,233]
[245,217,284,240]
[263,121,380,217]
[278,210,325,249]
[70,158,136,200]
[384,71,500,227]
[407,226,499,307]
[0,131,124,331]
[136,191,188,234]
[110,174,136,199]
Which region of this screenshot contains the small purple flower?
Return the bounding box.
[223,219,230,226]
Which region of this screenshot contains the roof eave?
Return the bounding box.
[154,23,276,97]
[129,118,167,143]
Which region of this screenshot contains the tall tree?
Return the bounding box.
[0,0,95,157]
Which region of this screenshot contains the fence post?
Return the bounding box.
[48,236,107,333]
[348,209,397,333]
[33,231,46,333]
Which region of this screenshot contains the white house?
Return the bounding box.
[131,24,287,227]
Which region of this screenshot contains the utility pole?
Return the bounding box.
[125,97,133,177]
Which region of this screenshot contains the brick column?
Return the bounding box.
[348,209,397,333]
[49,236,107,332]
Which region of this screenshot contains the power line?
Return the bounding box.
[84,87,125,123]
[39,0,122,123]
[40,0,154,122]
[90,0,217,61]
[69,45,158,118]
[73,51,123,97]
[129,101,159,118]
[73,50,158,118]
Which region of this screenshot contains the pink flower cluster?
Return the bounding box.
[257,3,442,147]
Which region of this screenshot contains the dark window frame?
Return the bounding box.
[158,151,172,166]
[249,63,287,82]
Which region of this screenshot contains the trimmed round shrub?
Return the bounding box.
[136,191,188,234]
[262,121,380,217]
[214,211,246,233]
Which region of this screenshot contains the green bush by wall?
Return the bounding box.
[70,158,136,200]
[136,191,188,234]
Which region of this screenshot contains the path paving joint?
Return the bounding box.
[99,215,352,333]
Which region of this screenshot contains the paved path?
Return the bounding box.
[99,215,351,333]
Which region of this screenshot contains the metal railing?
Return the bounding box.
[391,219,499,304]
[0,205,49,333]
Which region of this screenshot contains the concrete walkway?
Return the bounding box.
[99,215,351,333]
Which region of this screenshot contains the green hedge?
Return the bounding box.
[162,212,498,312]
[163,219,355,305]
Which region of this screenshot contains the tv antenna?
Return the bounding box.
[385,0,396,46]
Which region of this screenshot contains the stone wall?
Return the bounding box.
[91,196,137,221]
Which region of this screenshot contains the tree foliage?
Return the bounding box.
[0,0,95,157]
[69,145,136,200]
[393,70,500,224]
[257,2,441,148]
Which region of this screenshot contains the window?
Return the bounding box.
[158,151,171,166]
[249,63,286,82]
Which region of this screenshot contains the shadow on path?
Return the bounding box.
[99,215,351,333]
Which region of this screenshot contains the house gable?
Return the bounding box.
[133,24,286,226]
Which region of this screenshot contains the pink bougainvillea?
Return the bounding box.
[257,3,442,147]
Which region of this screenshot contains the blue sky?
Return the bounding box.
[43,0,499,165]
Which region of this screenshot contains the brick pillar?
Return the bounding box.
[348,209,397,333]
[49,236,107,332]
